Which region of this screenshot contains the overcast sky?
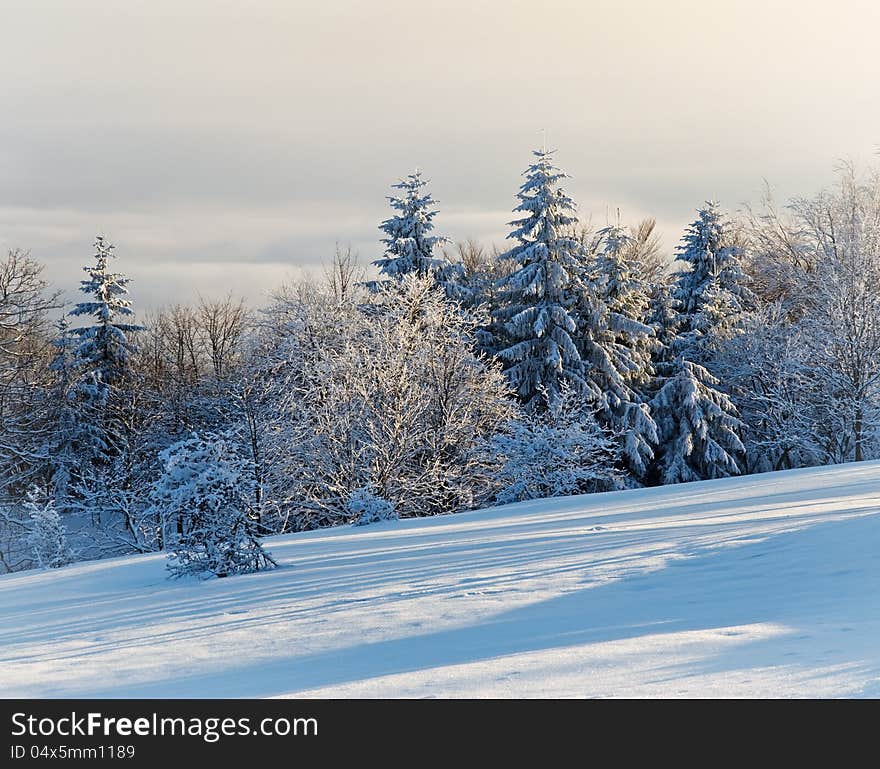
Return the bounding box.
[1,0,878,310]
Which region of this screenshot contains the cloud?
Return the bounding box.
[1,1,878,309]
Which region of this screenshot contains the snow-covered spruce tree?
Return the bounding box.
[644,204,749,484]
[650,358,744,484]
[24,485,73,569]
[595,225,657,339]
[493,149,591,412]
[438,241,517,359]
[647,281,680,353]
[153,433,275,578]
[576,224,659,478]
[490,385,622,503]
[373,170,451,281]
[671,202,754,356]
[67,235,144,462]
[69,236,143,389]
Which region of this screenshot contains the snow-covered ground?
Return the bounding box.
[2,461,879,698]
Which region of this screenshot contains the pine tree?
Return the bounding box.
[69,236,143,388]
[153,433,276,578]
[373,170,451,280]
[650,358,744,484]
[24,485,73,569]
[493,149,590,412]
[577,225,659,478]
[671,202,754,355]
[49,316,76,383]
[595,225,655,342]
[67,235,144,461]
[645,205,749,483]
[647,282,680,353]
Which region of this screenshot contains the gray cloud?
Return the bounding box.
[1,0,878,309]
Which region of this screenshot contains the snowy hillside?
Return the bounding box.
[2,461,880,698]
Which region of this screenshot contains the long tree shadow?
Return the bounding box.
[90,513,880,698]
[5,466,874,654]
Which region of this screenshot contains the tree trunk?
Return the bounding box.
[854,405,863,463]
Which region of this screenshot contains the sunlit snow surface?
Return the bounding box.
[2,462,879,698]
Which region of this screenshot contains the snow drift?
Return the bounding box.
[2,461,879,698]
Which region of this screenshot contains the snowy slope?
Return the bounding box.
[2,461,879,698]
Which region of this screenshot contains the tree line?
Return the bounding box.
[1,150,878,577]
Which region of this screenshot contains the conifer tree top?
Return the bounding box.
[671,201,754,345]
[493,148,590,412]
[675,201,737,271]
[505,149,580,261]
[69,235,138,326]
[49,316,75,372]
[374,170,450,279]
[67,235,144,388]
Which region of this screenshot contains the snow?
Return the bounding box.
[2,461,879,698]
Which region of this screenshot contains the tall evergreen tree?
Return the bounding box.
[69,236,143,390]
[67,236,144,461]
[493,149,590,412]
[647,282,680,353]
[645,204,749,483]
[671,202,754,355]
[373,170,451,280]
[577,225,659,478]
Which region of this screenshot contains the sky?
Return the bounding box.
[1,0,878,311]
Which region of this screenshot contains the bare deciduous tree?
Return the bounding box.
[324,242,364,302]
[197,295,248,381]
[0,250,60,497]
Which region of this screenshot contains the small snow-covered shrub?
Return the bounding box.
[490,388,622,504]
[347,486,398,526]
[24,485,73,569]
[153,433,275,578]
